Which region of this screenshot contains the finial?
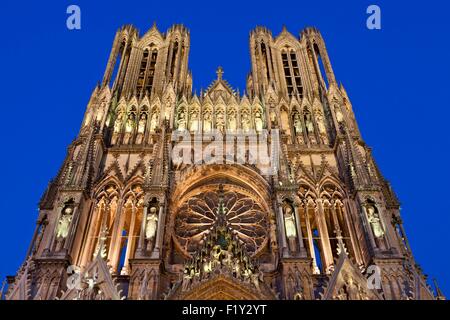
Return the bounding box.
[335,228,348,256]
[216,66,224,80]
[433,278,446,300]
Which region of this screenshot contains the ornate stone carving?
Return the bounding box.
[366,204,385,238]
[145,207,158,251]
[174,186,268,256]
[56,207,73,240]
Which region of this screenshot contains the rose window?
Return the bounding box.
[174,188,268,256]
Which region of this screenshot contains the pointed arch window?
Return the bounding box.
[261,42,271,81]
[136,49,149,94]
[170,41,179,78]
[111,40,126,86]
[312,228,323,273]
[281,49,303,98]
[144,49,158,95]
[313,43,329,89]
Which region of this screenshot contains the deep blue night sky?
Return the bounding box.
[0,0,449,296]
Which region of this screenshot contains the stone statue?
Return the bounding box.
[113,113,123,133]
[202,257,212,274]
[216,113,225,133]
[269,217,278,250]
[211,245,222,268]
[145,207,158,251]
[254,111,263,132]
[317,115,326,134]
[182,268,192,291]
[242,266,252,282]
[344,275,360,300]
[270,110,278,127]
[189,110,199,132]
[222,248,233,268]
[56,207,73,239]
[242,113,251,132]
[232,257,241,277]
[293,113,303,135]
[367,205,385,238]
[136,114,147,144]
[283,204,297,238]
[177,111,187,131]
[137,114,147,134]
[150,113,159,133]
[283,203,298,253]
[123,114,135,144]
[203,113,212,132]
[305,113,314,134]
[125,114,135,133]
[316,115,328,144]
[228,112,237,132]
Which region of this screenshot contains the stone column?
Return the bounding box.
[110,202,127,273]
[136,204,149,257]
[310,43,326,90]
[115,40,130,91]
[256,42,266,90]
[341,199,363,265]
[293,203,307,257]
[64,203,81,252]
[303,203,320,274]
[26,222,41,257]
[121,206,137,275]
[379,208,395,251]
[278,204,288,257]
[152,204,165,257]
[315,199,334,273]
[398,223,412,252]
[80,201,102,267]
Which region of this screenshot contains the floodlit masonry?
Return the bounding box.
[5,23,445,300]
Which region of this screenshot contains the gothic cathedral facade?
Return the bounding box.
[5,24,442,300]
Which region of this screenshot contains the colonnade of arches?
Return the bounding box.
[79,179,157,275]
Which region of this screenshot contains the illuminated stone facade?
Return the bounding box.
[5,23,443,300]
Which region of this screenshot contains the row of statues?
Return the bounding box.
[176,110,265,133]
[112,112,160,144]
[281,199,388,254]
[292,111,328,145]
[108,106,343,147]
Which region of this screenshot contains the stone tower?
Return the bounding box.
[4,23,442,300]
